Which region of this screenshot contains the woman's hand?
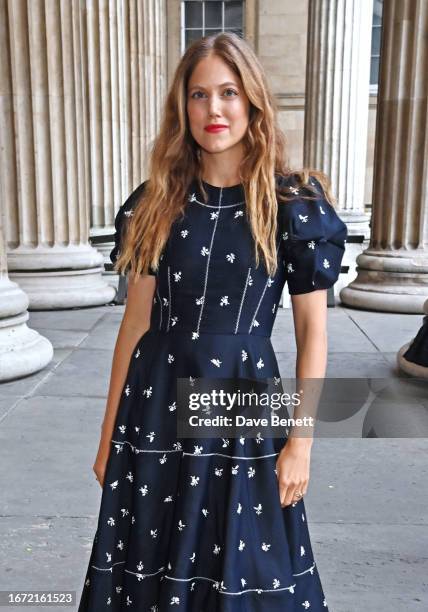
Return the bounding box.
[92,432,112,488]
[276,437,313,507]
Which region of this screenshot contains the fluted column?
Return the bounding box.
[1,0,115,309]
[304,0,373,237]
[0,201,53,381]
[84,0,167,263]
[341,0,428,313]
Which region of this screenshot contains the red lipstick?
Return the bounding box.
[204,124,229,133]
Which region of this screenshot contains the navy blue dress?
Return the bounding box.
[78,175,347,611]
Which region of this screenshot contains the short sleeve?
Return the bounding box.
[109,180,156,276]
[278,176,347,295]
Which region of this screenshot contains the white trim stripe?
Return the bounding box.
[192,196,245,208]
[182,451,279,460]
[156,286,163,329]
[234,267,251,334]
[163,574,297,595]
[111,440,280,460]
[195,187,222,335]
[89,562,317,594]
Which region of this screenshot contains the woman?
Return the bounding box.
[78,32,347,611]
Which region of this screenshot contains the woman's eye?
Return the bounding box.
[190,91,205,99]
[190,88,238,99]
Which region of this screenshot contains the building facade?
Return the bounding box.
[0,0,427,380]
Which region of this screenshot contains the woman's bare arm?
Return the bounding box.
[276,289,329,506]
[93,273,156,485]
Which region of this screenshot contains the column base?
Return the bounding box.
[0,280,53,382]
[340,249,428,313]
[9,268,116,310]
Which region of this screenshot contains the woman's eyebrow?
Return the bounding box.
[188,81,239,91]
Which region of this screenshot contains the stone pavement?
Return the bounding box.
[0,301,427,611]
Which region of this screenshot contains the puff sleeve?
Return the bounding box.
[278,176,347,295]
[109,180,156,276]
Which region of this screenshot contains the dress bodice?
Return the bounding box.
[110,175,348,339]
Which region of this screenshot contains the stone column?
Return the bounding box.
[0,205,53,382]
[341,0,428,313]
[304,0,373,237]
[83,0,167,263]
[1,0,115,309]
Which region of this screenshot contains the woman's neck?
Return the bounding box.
[199,146,243,187]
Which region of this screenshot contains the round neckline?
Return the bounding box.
[201,178,243,190]
[189,177,245,207]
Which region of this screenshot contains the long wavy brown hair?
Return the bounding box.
[115,32,336,281]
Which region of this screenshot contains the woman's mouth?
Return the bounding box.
[204,125,229,133]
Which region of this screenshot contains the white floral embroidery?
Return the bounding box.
[210,211,219,220]
[323,258,330,269]
[170,596,180,605]
[220,296,229,306]
[241,350,248,361]
[173,271,182,282]
[211,358,222,367]
[107,517,115,526]
[190,475,200,486]
[226,253,235,262]
[237,502,242,514]
[190,552,196,563]
[143,386,153,398]
[301,545,306,556]
[282,231,289,241]
[248,466,256,478]
[167,353,175,364]
[118,425,126,434]
[256,358,264,369]
[308,240,316,249]
[134,348,140,358]
[213,544,221,555]
[273,578,281,588]
[214,467,223,477]
[202,508,209,517]
[287,263,295,273]
[201,246,210,256]
[319,205,326,215]
[139,484,149,496]
[177,520,186,531]
[180,229,189,238]
[241,578,247,587]
[302,601,311,609]
[189,193,196,202]
[159,454,167,464]
[289,186,299,195]
[231,464,239,475]
[234,210,244,218]
[110,480,119,491]
[261,542,271,551]
[253,503,263,515]
[238,540,246,551]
